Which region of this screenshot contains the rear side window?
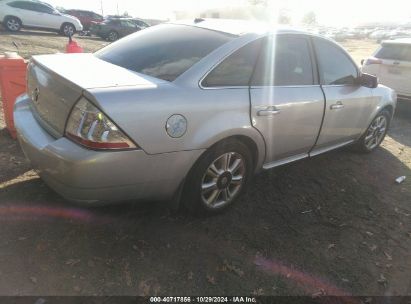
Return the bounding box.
[251,36,314,86]
[7,1,30,9]
[376,44,411,61]
[314,38,358,85]
[96,24,234,82]
[202,39,262,87]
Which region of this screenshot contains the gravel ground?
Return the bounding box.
[0,29,410,296]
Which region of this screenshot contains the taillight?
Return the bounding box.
[65,97,137,150]
[364,57,383,66]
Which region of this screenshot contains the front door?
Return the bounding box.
[311,37,375,151]
[249,35,324,166]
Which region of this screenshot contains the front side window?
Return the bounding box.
[134,20,148,28]
[121,20,136,28]
[96,24,235,82]
[202,39,262,87]
[251,35,315,86]
[30,3,54,13]
[314,38,358,85]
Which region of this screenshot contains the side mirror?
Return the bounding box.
[358,73,378,88]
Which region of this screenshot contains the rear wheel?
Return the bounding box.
[4,16,21,32]
[107,31,119,42]
[183,140,253,215]
[355,110,390,153]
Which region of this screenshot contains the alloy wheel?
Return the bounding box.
[108,32,118,41]
[201,152,246,209]
[7,18,20,31]
[364,115,387,150]
[63,25,74,36]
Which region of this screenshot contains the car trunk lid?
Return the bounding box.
[28,53,156,137]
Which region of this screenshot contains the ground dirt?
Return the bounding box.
[0,29,410,296]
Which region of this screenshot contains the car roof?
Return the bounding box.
[382,38,411,45]
[171,18,312,37]
[2,0,53,5]
[66,9,94,13]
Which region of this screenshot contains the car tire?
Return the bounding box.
[61,23,76,37]
[4,16,22,32]
[107,31,119,42]
[182,140,253,216]
[354,109,391,153]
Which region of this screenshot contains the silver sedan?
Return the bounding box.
[14,19,397,215]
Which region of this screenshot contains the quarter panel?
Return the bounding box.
[89,86,265,168]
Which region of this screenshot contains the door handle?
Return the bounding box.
[257,106,281,116]
[330,101,344,110]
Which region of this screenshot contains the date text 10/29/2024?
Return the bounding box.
[150,297,257,303]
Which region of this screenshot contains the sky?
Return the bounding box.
[47,0,411,26]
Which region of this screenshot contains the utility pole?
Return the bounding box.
[100,0,104,16]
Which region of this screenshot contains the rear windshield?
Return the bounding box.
[95,24,235,81]
[375,44,411,61]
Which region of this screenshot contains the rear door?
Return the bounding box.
[30,3,61,29]
[7,1,39,27]
[249,35,324,166]
[375,43,411,96]
[311,37,375,152]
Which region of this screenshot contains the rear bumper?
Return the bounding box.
[14,95,204,204]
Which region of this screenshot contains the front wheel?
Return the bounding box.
[61,23,75,37]
[355,110,390,153]
[183,140,253,215]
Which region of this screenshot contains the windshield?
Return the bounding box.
[95,24,235,81]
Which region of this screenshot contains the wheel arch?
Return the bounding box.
[189,132,265,181]
[382,104,394,119]
[3,15,22,26]
[175,134,263,212]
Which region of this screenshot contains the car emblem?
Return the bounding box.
[32,88,40,104]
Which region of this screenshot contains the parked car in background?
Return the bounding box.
[362,39,411,101]
[64,9,103,31]
[14,20,396,215]
[0,0,83,36]
[90,17,149,41]
[132,18,149,29]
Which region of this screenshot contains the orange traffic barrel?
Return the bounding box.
[66,36,84,53]
[0,52,28,139]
